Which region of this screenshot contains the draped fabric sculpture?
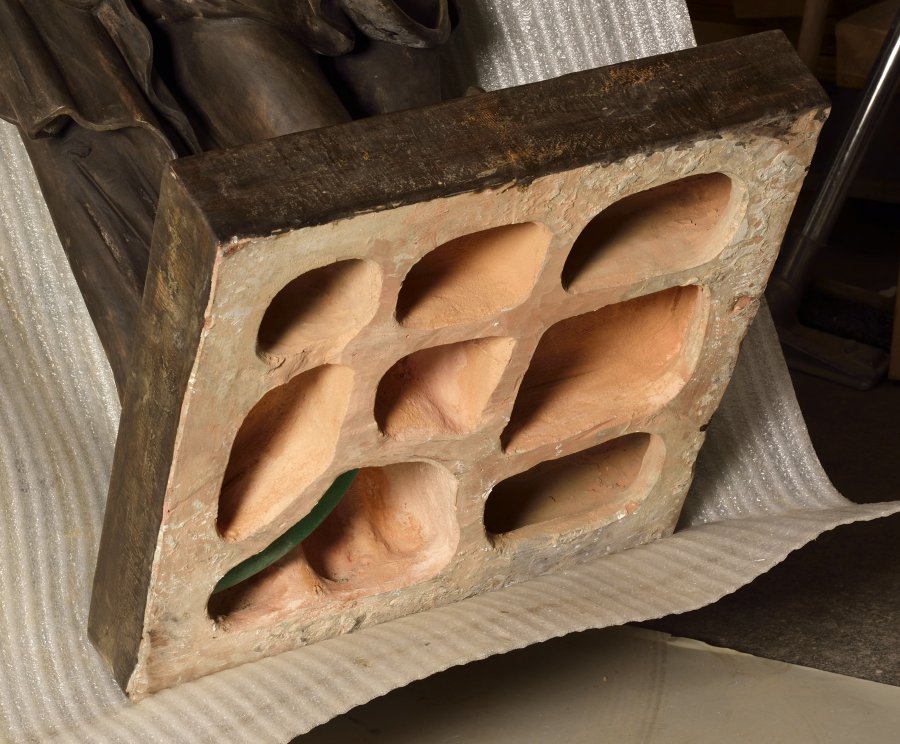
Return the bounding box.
[0,0,453,391]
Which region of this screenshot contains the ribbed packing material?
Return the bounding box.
[0,2,896,741]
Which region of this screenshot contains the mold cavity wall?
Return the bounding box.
[303,462,458,590]
[397,222,551,329]
[485,433,664,538]
[502,285,705,453]
[257,259,381,359]
[375,337,516,439]
[209,461,458,628]
[563,173,736,292]
[217,365,355,541]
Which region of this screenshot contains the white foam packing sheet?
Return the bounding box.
[0,2,897,742]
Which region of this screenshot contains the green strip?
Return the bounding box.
[213,469,359,594]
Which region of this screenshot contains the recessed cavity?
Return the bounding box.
[375,337,515,439]
[258,259,381,358]
[563,173,735,292]
[397,222,550,329]
[217,365,354,541]
[502,285,705,453]
[209,461,459,627]
[485,433,664,537]
[303,462,458,586]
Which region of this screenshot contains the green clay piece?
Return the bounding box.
[212,469,359,594]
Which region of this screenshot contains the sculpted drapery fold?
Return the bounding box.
[0,0,452,393]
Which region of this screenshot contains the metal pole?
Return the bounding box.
[767,10,900,388]
[777,10,900,296]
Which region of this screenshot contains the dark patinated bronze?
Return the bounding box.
[0,0,453,394]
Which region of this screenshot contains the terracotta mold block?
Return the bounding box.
[89,32,829,698]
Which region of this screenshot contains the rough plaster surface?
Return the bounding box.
[0,2,897,741]
[129,112,824,696]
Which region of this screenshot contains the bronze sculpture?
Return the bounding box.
[0,0,452,392]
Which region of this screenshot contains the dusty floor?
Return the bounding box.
[295,627,900,743]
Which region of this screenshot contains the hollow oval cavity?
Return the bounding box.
[375,337,516,440]
[209,460,459,629]
[258,259,381,360]
[563,173,738,292]
[502,285,707,453]
[397,222,551,330]
[217,364,354,541]
[485,433,665,538]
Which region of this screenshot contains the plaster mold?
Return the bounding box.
[88,36,829,698]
